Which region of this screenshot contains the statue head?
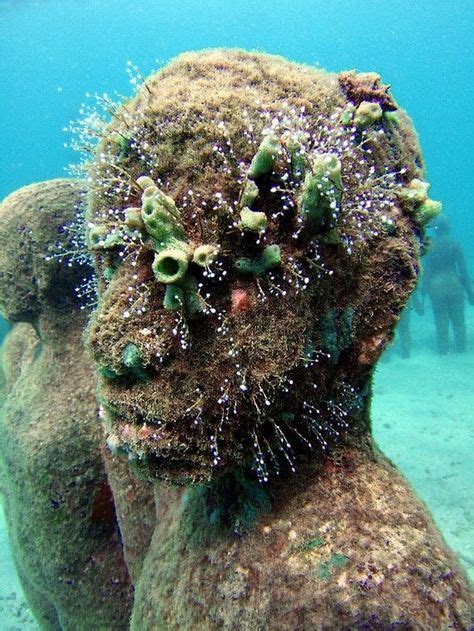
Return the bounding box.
[0,179,88,337]
[83,50,439,483]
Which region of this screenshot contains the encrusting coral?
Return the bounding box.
[0,50,471,630]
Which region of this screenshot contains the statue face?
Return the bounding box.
[83,52,426,483]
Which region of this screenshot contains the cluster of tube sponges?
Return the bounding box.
[87,176,219,316]
[241,129,344,238]
[340,100,441,227]
[234,139,282,275]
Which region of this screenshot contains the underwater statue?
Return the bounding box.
[0,180,134,629]
[0,50,472,629]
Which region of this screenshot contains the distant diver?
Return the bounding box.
[422,215,474,354]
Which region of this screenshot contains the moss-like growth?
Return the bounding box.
[180,469,271,546]
[316,553,349,580]
[338,70,398,112]
[0,179,91,328]
[0,182,133,631]
[298,537,326,551]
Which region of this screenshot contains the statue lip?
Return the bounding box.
[107,416,226,483]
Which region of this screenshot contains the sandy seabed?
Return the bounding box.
[373,305,474,583]
[0,305,472,629]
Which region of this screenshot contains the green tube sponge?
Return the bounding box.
[239,207,268,234]
[353,101,383,129]
[182,275,207,316]
[239,180,259,208]
[86,225,109,249]
[124,207,145,231]
[193,244,219,268]
[248,133,280,179]
[122,342,142,368]
[340,105,356,127]
[99,365,121,380]
[140,186,185,244]
[163,277,206,316]
[136,176,156,191]
[281,131,308,180]
[299,153,342,230]
[163,284,184,310]
[235,244,281,275]
[111,133,133,158]
[314,153,342,190]
[152,246,191,284]
[384,110,400,126]
[415,199,442,225]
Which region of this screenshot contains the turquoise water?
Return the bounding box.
[0,1,473,627]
